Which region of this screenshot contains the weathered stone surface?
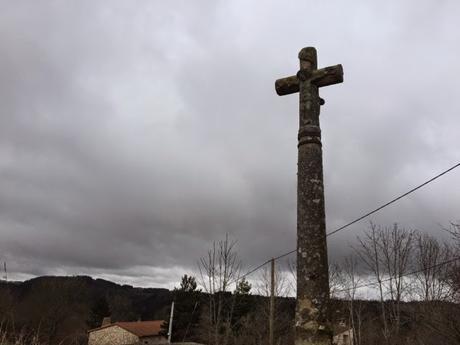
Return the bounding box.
[88,325,139,345]
[88,325,167,345]
[275,65,343,96]
[275,46,343,345]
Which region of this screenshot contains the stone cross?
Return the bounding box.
[275,47,343,345]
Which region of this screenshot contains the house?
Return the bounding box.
[333,325,354,345]
[88,320,167,345]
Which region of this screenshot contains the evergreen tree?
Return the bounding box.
[87,296,110,328]
[235,278,251,295]
[161,275,202,342]
[180,274,198,292]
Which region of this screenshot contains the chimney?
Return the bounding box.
[101,317,111,327]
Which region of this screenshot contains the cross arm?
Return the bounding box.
[275,64,344,96]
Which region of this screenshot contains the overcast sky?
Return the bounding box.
[0,0,459,289]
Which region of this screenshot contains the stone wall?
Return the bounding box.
[138,336,168,345]
[88,325,139,345]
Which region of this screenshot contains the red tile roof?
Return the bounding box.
[89,320,165,338]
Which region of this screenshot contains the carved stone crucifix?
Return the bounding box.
[275,47,343,345]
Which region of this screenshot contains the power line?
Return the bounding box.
[326,162,460,237]
[239,254,460,296]
[335,255,460,294]
[272,249,296,262]
[240,259,271,280]
[239,162,460,280]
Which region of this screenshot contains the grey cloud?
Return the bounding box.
[0,0,459,287]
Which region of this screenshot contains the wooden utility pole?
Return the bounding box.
[269,258,275,345]
[275,47,343,345]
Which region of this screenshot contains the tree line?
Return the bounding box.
[165,222,460,345]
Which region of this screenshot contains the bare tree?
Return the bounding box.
[445,222,460,248]
[328,262,344,299]
[355,223,415,342]
[339,256,363,345]
[252,260,292,345]
[256,262,291,298]
[444,222,460,300]
[354,222,390,344]
[198,234,241,345]
[380,224,414,334]
[413,233,454,301]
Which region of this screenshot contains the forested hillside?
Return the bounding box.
[0,276,172,345]
[1,274,460,345]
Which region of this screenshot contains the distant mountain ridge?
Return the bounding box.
[0,275,174,344]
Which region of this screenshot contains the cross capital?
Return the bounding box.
[275,47,343,96]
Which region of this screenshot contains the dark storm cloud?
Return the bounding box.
[0,0,459,287]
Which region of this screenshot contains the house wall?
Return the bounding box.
[88,325,139,345]
[138,336,168,345]
[333,329,353,345]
